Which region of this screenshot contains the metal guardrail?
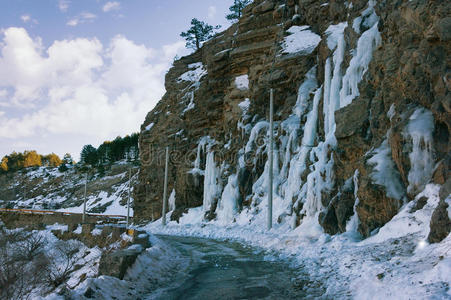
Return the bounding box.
[0,208,132,219]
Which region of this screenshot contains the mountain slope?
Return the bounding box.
[0,161,138,216]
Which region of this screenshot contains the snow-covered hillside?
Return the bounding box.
[0,161,138,216]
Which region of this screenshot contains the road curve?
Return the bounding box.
[147,235,306,300]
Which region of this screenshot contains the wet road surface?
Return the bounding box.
[148,235,305,300]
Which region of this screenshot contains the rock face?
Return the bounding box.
[428,179,451,243]
[135,0,450,239]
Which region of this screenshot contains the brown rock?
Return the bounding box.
[428,199,451,243]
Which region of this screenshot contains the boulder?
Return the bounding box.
[428,178,451,243]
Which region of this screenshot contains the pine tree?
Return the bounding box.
[80,145,98,167]
[180,18,221,50]
[58,164,68,172]
[226,0,251,22]
[62,153,74,165]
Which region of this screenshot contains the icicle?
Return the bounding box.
[324,23,347,137]
[168,189,176,211]
[245,121,269,153]
[292,87,325,217]
[216,174,240,223]
[339,21,381,108]
[346,170,360,233]
[194,142,202,170]
[294,66,317,117]
[404,108,435,195]
[368,139,405,201]
[203,151,222,212]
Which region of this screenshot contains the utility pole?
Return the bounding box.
[268,88,274,231]
[126,168,131,228]
[162,147,169,226]
[82,173,88,224]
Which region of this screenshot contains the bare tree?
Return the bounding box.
[45,240,81,288]
[16,232,46,261]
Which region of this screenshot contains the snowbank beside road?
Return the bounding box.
[145,184,451,299]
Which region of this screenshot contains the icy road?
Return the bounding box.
[148,235,307,299]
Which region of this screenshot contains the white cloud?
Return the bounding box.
[0,28,186,158]
[81,12,96,19]
[67,19,78,26]
[67,12,97,26]
[208,6,217,20]
[103,1,121,12]
[162,41,187,60]
[21,15,31,23]
[59,0,70,12]
[20,15,38,24]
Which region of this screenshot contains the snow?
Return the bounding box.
[281,26,321,55]
[179,206,204,225]
[73,225,82,234]
[367,139,406,201]
[364,184,440,244]
[91,228,102,235]
[144,123,154,131]
[404,108,435,195]
[10,161,136,216]
[146,184,450,299]
[234,74,249,90]
[61,234,189,300]
[238,98,250,115]
[182,91,195,113]
[46,223,68,232]
[56,172,135,217]
[143,4,451,296]
[178,62,207,83]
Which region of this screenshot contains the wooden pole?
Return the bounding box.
[82,173,87,224]
[162,147,169,226]
[268,88,274,230]
[126,168,131,228]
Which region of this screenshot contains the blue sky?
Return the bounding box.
[0,0,232,160]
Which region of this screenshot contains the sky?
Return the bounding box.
[0,0,232,160]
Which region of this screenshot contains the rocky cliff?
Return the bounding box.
[135,0,450,241]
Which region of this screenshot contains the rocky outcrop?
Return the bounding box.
[98,232,151,279]
[135,0,450,239]
[428,178,451,243]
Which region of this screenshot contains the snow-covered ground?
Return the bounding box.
[0,161,137,216]
[44,234,190,300]
[145,184,451,299]
[0,223,103,299]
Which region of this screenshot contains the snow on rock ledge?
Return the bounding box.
[281,26,321,55]
[178,62,207,83]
